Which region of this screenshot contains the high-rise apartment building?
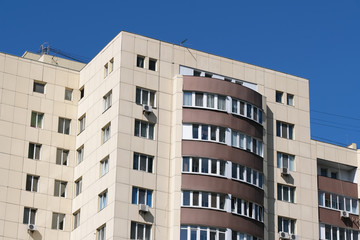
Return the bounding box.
[0,31,359,240]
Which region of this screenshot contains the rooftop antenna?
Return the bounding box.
[37,43,90,63]
[180,39,188,46]
[39,42,50,55]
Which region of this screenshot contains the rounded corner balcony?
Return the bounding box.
[182,75,264,127]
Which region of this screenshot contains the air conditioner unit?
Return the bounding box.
[340,210,349,218]
[281,167,290,175]
[27,224,36,231]
[138,204,149,213]
[279,231,290,239]
[290,234,297,240]
[142,105,153,113]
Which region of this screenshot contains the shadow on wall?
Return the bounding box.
[29,230,42,240]
[141,211,154,223]
[266,106,275,240]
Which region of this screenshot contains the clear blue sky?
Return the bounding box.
[1,0,359,147]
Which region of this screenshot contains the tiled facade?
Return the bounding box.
[0,31,359,240]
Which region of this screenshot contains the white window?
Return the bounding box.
[52,212,65,230]
[99,190,108,210]
[104,63,109,78]
[75,177,82,196]
[78,114,86,133]
[28,143,41,160]
[134,120,154,140]
[103,90,112,111]
[73,210,80,229]
[132,187,153,207]
[33,81,45,94]
[182,157,226,177]
[130,222,151,240]
[183,91,227,111]
[97,225,106,240]
[23,207,36,224]
[65,88,72,101]
[320,224,359,240]
[149,58,156,71]
[232,230,260,240]
[133,153,153,173]
[54,180,67,197]
[136,87,156,107]
[231,197,263,222]
[277,152,295,171]
[318,191,358,214]
[26,175,39,192]
[102,123,111,143]
[191,124,226,144]
[231,131,263,157]
[136,55,145,68]
[231,98,263,124]
[232,163,263,189]
[109,58,114,73]
[276,121,294,139]
[77,146,84,164]
[278,216,296,234]
[182,190,226,211]
[58,117,71,135]
[287,94,294,106]
[56,148,69,166]
[276,91,283,103]
[30,111,43,128]
[180,225,226,240]
[100,156,109,177]
[278,184,295,203]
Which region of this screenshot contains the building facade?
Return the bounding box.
[0,31,359,240]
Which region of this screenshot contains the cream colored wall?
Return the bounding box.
[70,34,122,240]
[0,53,79,239]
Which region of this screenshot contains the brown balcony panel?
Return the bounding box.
[182,174,263,205]
[183,76,262,108]
[183,108,263,139]
[318,176,358,198]
[181,208,264,239]
[182,140,263,172]
[319,207,360,230]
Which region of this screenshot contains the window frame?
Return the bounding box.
[103,90,112,112]
[51,212,65,230]
[80,86,84,100]
[65,88,73,101]
[277,152,295,171]
[97,225,106,240]
[30,111,44,128]
[278,184,295,203]
[136,87,156,107]
[77,145,84,164]
[23,207,37,225]
[26,174,39,192]
[54,180,67,197]
[58,117,71,135]
[133,152,153,173]
[232,163,263,189]
[73,210,80,229]
[100,156,109,177]
[28,142,41,160]
[75,177,82,197]
[182,190,226,211]
[56,148,69,166]
[149,58,157,71]
[276,91,283,103]
[130,221,151,240]
[278,216,296,234]
[78,114,86,133]
[287,93,294,106]
[99,190,108,211]
[132,186,153,207]
[134,120,155,140]
[182,157,226,178]
[33,81,46,94]
[136,55,145,68]
[276,121,294,140]
[102,123,111,143]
